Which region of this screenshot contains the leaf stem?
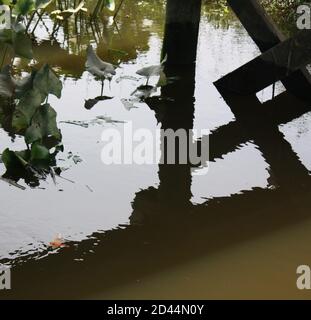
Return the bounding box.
[26,11,37,32]
[0,45,8,68]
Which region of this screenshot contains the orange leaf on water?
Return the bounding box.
[49,234,68,249]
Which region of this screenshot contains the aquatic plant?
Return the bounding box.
[0,64,63,187]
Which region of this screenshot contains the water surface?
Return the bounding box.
[1,0,311,299]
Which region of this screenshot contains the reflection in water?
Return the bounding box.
[1,0,311,299]
[14,0,165,78]
[3,52,311,299]
[0,65,64,188]
[132,65,196,224]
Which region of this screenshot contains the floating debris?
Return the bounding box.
[60,120,89,128]
[50,168,57,185]
[61,116,125,128]
[57,175,75,184]
[115,75,139,83]
[49,234,68,249]
[0,177,26,190]
[72,155,83,164]
[121,98,139,111]
[96,115,126,124]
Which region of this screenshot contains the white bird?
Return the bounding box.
[85,45,116,95]
[136,54,168,85]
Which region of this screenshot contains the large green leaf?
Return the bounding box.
[34,64,62,101]
[12,31,33,59]
[12,88,42,131]
[0,28,33,59]
[25,103,61,144]
[30,142,50,161]
[1,148,29,171]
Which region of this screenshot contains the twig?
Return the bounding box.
[26,11,37,32]
[113,0,125,20]
[31,10,45,35]
[0,177,26,190]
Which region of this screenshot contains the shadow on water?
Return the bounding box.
[2,57,311,299]
[1,0,311,299]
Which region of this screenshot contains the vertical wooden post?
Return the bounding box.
[162,0,202,65]
[228,0,285,52]
[227,0,311,101]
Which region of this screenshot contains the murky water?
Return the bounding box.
[1,1,311,299]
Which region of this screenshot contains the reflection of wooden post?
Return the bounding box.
[162,0,202,65]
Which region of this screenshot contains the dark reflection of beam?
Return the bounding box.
[214,87,311,191]
[3,184,311,299]
[200,90,311,164]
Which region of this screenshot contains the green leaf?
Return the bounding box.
[15,70,36,99]
[0,65,15,98]
[0,29,13,44]
[25,103,61,145]
[12,88,42,131]
[13,0,35,16]
[0,1,12,5]
[12,31,33,59]
[0,28,33,60]
[2,148,29,170]
[30,142,50,161]
[34,64,62,101]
